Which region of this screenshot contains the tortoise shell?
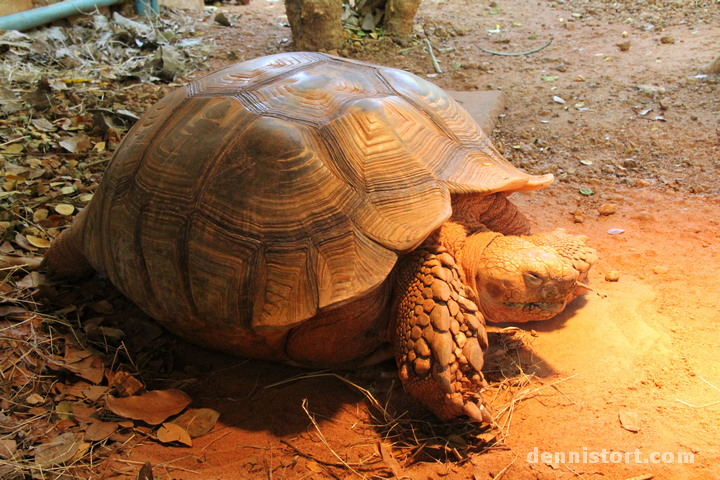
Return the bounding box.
[77,52,551,344]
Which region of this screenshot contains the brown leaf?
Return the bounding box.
[62,354,105,384]
[137,460,154,480]
[14,232,37,252]
[58,133,91,153]
[0,439,17,460]
[25,235,51,249]
[377,442,405,478]
[31,117,56,132]
[170,408,220,438]
[112,371,144,397]
[54,204,75,216]
[35,433,82,468]
[157,422,192,446]
[0,306,28,317]
[84,421,118,442]
[106,389,191,425]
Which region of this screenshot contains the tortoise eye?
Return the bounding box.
[524,272,544,287]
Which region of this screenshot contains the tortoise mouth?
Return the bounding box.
[504,301,566,319]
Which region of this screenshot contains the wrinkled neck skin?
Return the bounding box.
[460,232,579,323]
[459,231,502,318]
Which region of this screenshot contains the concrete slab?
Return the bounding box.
[447,90,506,136]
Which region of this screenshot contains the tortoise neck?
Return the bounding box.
[460,231,503,304]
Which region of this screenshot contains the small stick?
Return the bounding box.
[0,255,43,270]
[397,43,422,54]
[479,37,554,56]
[301,399,363,477]
[424,38,442,73]
[492,452,519,480]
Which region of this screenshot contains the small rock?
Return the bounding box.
[632,178,651,188]
[607,228,625,235]
[632,211,655,222]
[636,84,666,97]
[622,158,638,169]
[452,71,466,80]
[616,40,631,52]
[214,12,233,27]
[555,63,568,72]
[553,96,566,104]
[659,98,670,110]
[598,203,617,216]
[465,61,479,70]
[605,271,620,282]
[690,115,698,121]
[660,35,675,44]
[652,266,669,275]
[619,411,640,432]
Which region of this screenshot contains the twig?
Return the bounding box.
[279,439,378,470]
[479,37,554,56]
[0,255,43,270]
[302,399,365,478]
[492,452,518,480]
[0,136,30,147]
[424,38,442,73]
[676,376,720,408]
[81,157,112,169]
[397,43,423,54]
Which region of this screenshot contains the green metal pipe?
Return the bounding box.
[0,0,125,32]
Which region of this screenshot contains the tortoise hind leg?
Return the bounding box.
[42,210,94,279]
[391,246,493,423]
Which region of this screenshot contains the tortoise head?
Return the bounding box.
[462,233,585,323]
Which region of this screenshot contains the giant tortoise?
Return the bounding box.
[45,53,596,422]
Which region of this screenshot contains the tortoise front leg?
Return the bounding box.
[390,246,493,423]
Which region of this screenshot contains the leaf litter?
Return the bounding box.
[0,5,223,478]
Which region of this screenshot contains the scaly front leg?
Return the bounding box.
[391,246,493,423]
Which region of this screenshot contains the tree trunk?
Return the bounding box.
[383,0,421,39]
[285,0,344,52]
[702,54,720,74]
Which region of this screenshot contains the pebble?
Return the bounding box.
[622,158,638,169]
[652,266,669,275]
[553,96,566,104]
[598,203,617,216]
[660,35,675,44]
[607,228,625,235]
[631,211,655,222]
[632,178,651,188]
[616,40,631,52]
[605,271,620,282]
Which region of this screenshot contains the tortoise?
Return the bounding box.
[44,52,596,423]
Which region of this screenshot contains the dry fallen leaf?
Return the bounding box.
[14,232,38,252]
[54,204,75,215]
[106,389,191,425]
[35,433,83,468]
[59,133,92,153]
[25,235,51,249]
[84,421,118,442]
[170,408,220,438]
[0,439,17,460]
[157,422,192,446]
